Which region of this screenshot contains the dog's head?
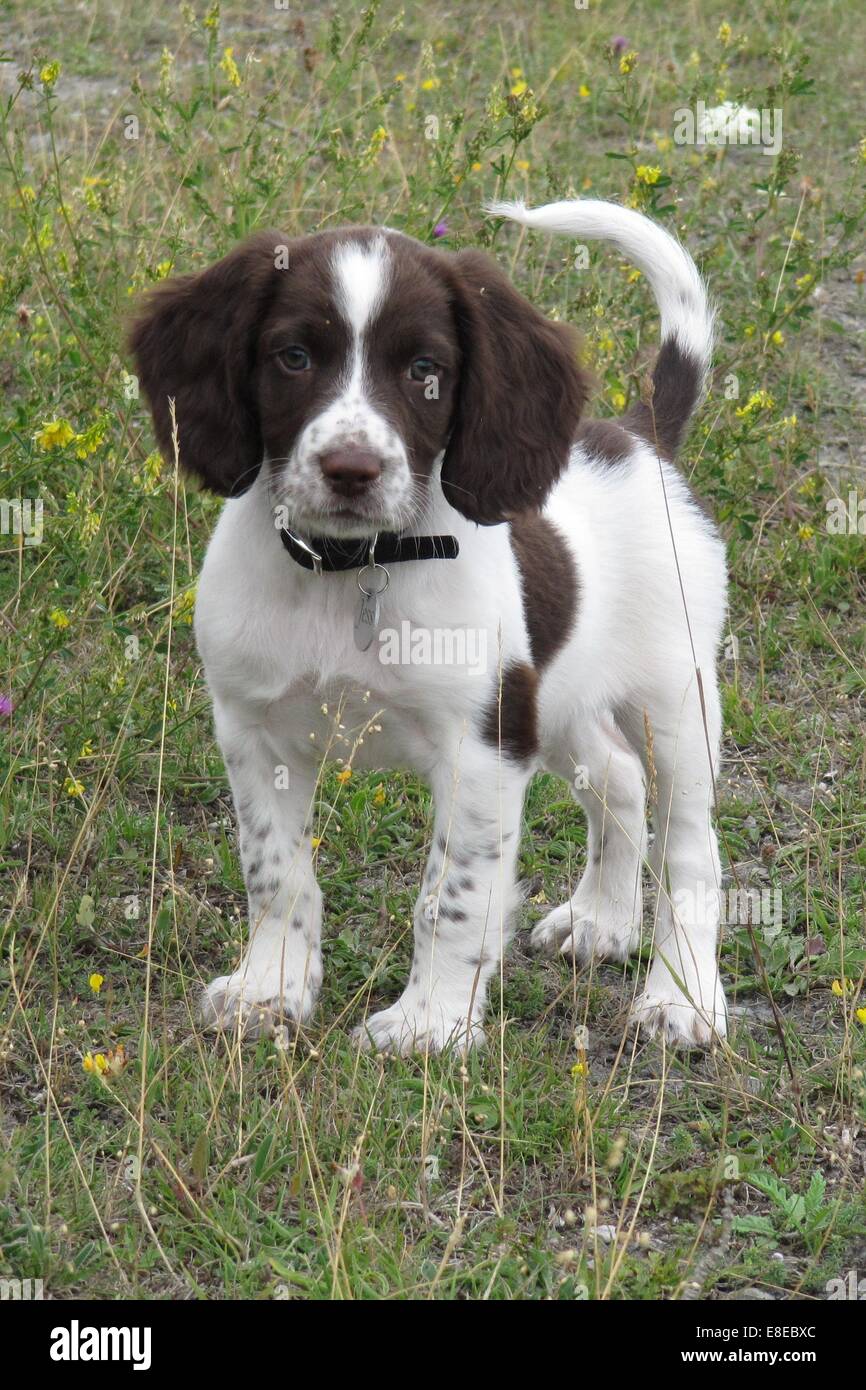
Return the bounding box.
[129,226,588,534]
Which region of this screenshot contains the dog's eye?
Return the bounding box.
[408,357,436,382]
[279,346,312,372]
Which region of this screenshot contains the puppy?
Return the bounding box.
[130,198,728,1052]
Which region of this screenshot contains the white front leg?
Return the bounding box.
[200,698,323,1037]
[357,738,530,1054]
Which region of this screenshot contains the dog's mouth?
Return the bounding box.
[271,460,426,542]
[285,492,421,541]
[299,504,392,540]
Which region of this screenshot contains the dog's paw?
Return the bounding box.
[353,995,485,1056]
[200,968,316,1039]
[630,962,727,1047]
[531,899,640,962]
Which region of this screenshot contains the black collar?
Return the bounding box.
[279,528,459,574]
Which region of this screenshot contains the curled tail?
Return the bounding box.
[485,198,714,459]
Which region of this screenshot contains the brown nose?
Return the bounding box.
[319,447,382,498]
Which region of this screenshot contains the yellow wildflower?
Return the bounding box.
[311,836,322,849]
[735,390,774,418]
[366,126,388,161]
[856,1008,866,1025]
[770,329,784,347]
[635,165,661,185]
[133,451,164,494]
[578,84,590,98]
[40,62,60,87]
[510,80,528,97]
[336,768,352,784]
[220,47,241,87]
[173,587,196,624]
[35,418,75,451]
[832,978,854,997]
[83,1044,125,1076]
[49,608,70,629]
[515,159,530,172]
[64,777,85,797]
[89,973,104,994]
[718,21,732,45]
[373,787,386,806]
[797,524,814,541]
[73,415,108,459]
[421,77,440,91]
[619,51,638,76]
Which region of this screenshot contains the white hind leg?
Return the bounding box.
[532,713,647,961]
[628,678,728,1046]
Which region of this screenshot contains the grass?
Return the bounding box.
[1,0,865,1300]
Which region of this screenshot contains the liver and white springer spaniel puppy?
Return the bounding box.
[130,199,728,1052]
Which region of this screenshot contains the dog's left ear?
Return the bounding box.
[441,249,589,524]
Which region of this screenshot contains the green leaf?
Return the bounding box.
[191,1130,210,1184]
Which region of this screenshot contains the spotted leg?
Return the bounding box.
[200,697,323,1037]
[356,737,530,1054]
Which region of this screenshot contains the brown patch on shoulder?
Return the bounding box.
[481,662,538,762]
[576,418,635,465]
[509,513,578,670]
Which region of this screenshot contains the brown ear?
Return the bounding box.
[441,249,588,524]
[127,232,286,496]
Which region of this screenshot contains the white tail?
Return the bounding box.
[485,198,714,376]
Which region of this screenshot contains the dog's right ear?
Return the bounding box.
[127,232,288,496]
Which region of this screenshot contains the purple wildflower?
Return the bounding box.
[611,36,629,55]
[0,693,12,716]
[432,220,449,239]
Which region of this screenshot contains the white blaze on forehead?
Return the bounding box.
[331,236,391,341]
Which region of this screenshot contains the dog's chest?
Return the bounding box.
[266,673,447,774]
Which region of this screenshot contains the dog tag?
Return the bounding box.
[354,563,390,651]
